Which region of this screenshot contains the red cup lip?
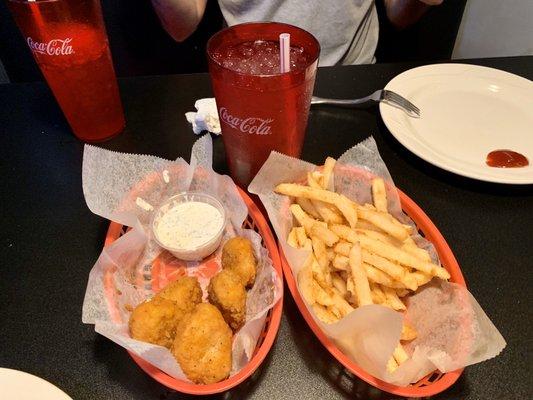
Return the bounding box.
[207,21,320,78]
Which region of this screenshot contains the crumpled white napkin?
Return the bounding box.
[185,98,221,135]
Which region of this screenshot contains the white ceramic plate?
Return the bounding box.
[0,368,72,400]
[379,64,533,184]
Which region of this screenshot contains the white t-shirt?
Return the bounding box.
[217,0,379,66]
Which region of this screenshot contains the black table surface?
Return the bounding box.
[1,57,532,400]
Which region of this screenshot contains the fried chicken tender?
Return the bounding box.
[221,237,257,288]
[208,269,246,331]
[129,297,179,348]
[172,303,232,384]
[155,276,202,323]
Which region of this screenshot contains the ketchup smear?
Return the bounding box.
[486,150,529,168]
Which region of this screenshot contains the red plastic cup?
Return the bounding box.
[8,0,125,142]
[207,22,320,187]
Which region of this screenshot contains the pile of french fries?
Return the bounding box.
[275,157,450,372]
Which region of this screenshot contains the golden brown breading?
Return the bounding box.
[172,303,232,384]
[128,297,179,348]
[155,276,202,324]
[221,237,257,288]
[208,269,246,331]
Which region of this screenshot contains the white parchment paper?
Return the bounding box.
[248,136,506,386]
[81,134,282,382]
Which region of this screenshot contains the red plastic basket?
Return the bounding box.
[279,186,466,398]
[104,186,283,395]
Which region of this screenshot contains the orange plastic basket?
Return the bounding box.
[104,186,283,395]
[279,187,466,398]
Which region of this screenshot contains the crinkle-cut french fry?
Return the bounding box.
[382,285,407,311]
[326,248,335,262]
[297,255,315,305]
[401,322,417,341]
[393,344,409,365]
[290,203,315,231]
[331,273,348,297]
[290,204,339,246]
[371,178,388,213]
[310,224,339,247]
[329,287,355,317]
[276,184,357,227]
[409,271,433,286]
[358,235,450,280]
[321,157,336,190]
[301,238,313,251]
[296,197,321,219]
[287,228,299,248]
[386,357,398,373]
[311,236,329,269]
[357,207,410,241]
[339,270,349,281]
[333,241,352,257]
[361,249,407,281]
[294,227,308,247]
[346,278,356,307]
[332,254,350,271]
[364,263,407,289]
[388,215,414,235]
[307,172,323,189]
[335,196,358,228]
[349,242,373,306]
[402,241,432,262]
[328,305,342,319]
[369,282,387,304]
[312,170,324,185]
[356,228,402,247]
[312,303,339,324]
[355,219,384,232]
[396,288,410,297]
[313,200,344,224]
[330,224,359,243]
[311,251,331,289]
[313,280,334,306]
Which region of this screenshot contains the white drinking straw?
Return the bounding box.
[279,33,290,73]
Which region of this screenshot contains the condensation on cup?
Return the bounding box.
[8,0,125,142]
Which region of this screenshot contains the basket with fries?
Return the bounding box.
[249,137,506,397]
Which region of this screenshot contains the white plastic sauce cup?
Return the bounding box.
[152,192,226,261]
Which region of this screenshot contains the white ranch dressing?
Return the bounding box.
[155,201,224,249]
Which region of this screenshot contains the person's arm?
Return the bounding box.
[151,0,208,42]
[384,0,443,30]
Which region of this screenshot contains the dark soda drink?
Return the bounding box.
[208,22,320,187]
[8,0,125,142]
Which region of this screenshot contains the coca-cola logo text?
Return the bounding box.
[219,107,273,135]
[27,37,74,56]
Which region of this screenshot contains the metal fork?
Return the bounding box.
[311,90,421,118]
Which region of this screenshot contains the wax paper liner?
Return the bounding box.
[248,136,505,386]
[81,134,282,381]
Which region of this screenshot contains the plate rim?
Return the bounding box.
[0,368,73,400]
[379,63,533,185]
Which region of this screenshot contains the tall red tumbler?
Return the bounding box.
[207,22,320,187]
[8,0,125,142]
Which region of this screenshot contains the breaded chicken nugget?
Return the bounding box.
[156,276,202,323]
[208,269,246,330]
[172,303,232,384]
[129,297,178,348]
[221,237,257,288]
